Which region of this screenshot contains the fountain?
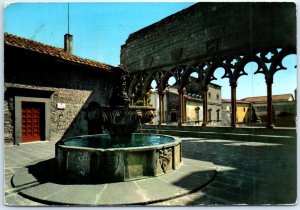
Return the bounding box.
[55,66,182,183]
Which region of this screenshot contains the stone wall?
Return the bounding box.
[4,46,113,144]
[4,98,14,143]
[236,105,253,123]
[121,2,296,72]
[185,99,202,123]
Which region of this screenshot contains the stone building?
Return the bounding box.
[222,99,257,126]
[4,33,114,145]
[241,94,296,127]
[221,94,296,127]
[121,2,296,128]
[150,81,222,125]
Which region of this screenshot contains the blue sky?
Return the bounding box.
[4,2,194,66]
[4,2,297,99]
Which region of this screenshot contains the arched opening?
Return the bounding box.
[273,54,297,96]
[272,54,297,127]
[184,71,203,124]
[238,62,266,99]
[167,76,176,86]
[211,67,231,126]
[131,74,154,106]
[164,75,179,124]
[150,80,157,89]
[236,61,265,127]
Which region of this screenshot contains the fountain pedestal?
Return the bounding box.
[55,134,182,183]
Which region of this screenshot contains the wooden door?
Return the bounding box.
[22,102,43,142]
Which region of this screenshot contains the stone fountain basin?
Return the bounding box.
[55,133,182,183]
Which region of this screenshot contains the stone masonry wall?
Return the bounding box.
[121,2,296,72]
[4,46,113,144]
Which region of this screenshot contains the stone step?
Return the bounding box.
[139,129,296,144]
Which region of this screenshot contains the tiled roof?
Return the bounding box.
[241,94,294,103]
[222,99,251,104]
[4,33,113,71]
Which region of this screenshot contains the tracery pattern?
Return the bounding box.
[127,47,296,128]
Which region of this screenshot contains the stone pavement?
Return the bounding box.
[4,135,297,206]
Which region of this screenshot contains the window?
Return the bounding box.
[208,92,211,99]
[216,109,220,122]
[208,108,212,122]
[216,94,220,100]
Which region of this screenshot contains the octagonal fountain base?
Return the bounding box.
[55,133,182,183]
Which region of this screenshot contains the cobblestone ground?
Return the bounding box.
[4,137,297,206]
[152,137,297,206]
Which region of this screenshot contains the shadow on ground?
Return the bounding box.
[26,158,102,185]
[180,138,297,205]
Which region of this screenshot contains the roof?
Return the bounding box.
[222,99,251,104]
[189,76,221,88]
[241,94,294,103]
[4,33,113,71]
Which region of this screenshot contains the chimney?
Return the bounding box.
[64,33,73,53]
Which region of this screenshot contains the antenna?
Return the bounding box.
[64,2,73,53]
[67,2,70,34]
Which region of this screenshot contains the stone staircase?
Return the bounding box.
[138,125,297,144]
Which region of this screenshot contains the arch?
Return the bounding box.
[203,59,232,87]
[270,47,297,77]
[180,65,202,90]
[142,72,156,96]
[126,46,296,128]
[160,70,177,91]
[234,54,268,82]
[128,75,139,98]
[129,74,148,105]
[142,70,166,95]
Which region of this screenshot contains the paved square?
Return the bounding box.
[4,136,296,206]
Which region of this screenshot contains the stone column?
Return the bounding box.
[266,81,274,128]
[162,92,165,124]
[181,91,185,124]
[183,96,186,123]
[202,86,208,127]
[143,95,146,106]
[158,91,165,125]
[131,93,135,106]
[178,89,184,126]
[230,81,237,128]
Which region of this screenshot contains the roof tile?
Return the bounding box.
[4,33,113,71]
[241,94,294,103]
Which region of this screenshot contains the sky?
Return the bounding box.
[4,2,194,66]
[4,2,297,99]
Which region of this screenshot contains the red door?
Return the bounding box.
[22,102,43,142]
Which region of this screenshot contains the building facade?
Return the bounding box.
[4,33,114,145]
[150,82,222,125]
[222,99,257,126]
[241,94,296,127]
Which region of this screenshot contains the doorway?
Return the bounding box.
[21,102,45,142]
